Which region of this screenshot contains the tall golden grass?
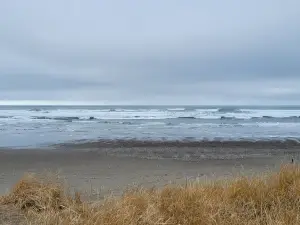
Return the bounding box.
[2,164,300,224]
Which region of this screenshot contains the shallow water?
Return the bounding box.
[1,105,300,148]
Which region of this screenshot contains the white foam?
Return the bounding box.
[1,108,300,121]
[167,108,186,111]
[246,109,300,118]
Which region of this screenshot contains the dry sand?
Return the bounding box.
[1,140,299,200]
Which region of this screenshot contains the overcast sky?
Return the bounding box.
[1,0,300,105]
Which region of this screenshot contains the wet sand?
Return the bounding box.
[1,140,299,199]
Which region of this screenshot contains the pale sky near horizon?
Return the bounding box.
[1,0,300,105]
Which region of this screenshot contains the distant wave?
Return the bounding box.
[29,108,43,112]
[178,116,300,120]
[32,116,80,121]
[122,121,133,125]
[217,107,241,113]
[167,108,186,111]
[0,116,14,119]
[28,108,49,113]
[262,116,274,119]
[220,116,235,120]
[220,116,300,120]
[32,116,50,120]
[251,116,300,120]
[143,122,167,125]
[25,115,300,122]
[50,116,80,121]
[179,115,300,120]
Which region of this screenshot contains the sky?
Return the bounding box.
[0,0,300,105]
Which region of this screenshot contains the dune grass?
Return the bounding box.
[2,164,300,224]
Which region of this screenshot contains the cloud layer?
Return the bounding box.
[1,0,300,104]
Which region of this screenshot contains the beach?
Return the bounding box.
[1,140,298,198]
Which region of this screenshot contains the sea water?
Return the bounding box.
[1,105,300,148]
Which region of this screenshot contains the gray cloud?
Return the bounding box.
[0,0,300,104]
[0,74,110,91]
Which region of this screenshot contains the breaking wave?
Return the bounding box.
[28,115,300,121]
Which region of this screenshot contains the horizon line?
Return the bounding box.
[0,101,299,107]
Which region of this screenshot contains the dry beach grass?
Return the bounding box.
[2,164,300,224]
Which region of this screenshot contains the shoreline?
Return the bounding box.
[56,138,300,149]
[3,138,300,150]
[2,138,300,150]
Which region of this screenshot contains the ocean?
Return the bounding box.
[1,105,300,148]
